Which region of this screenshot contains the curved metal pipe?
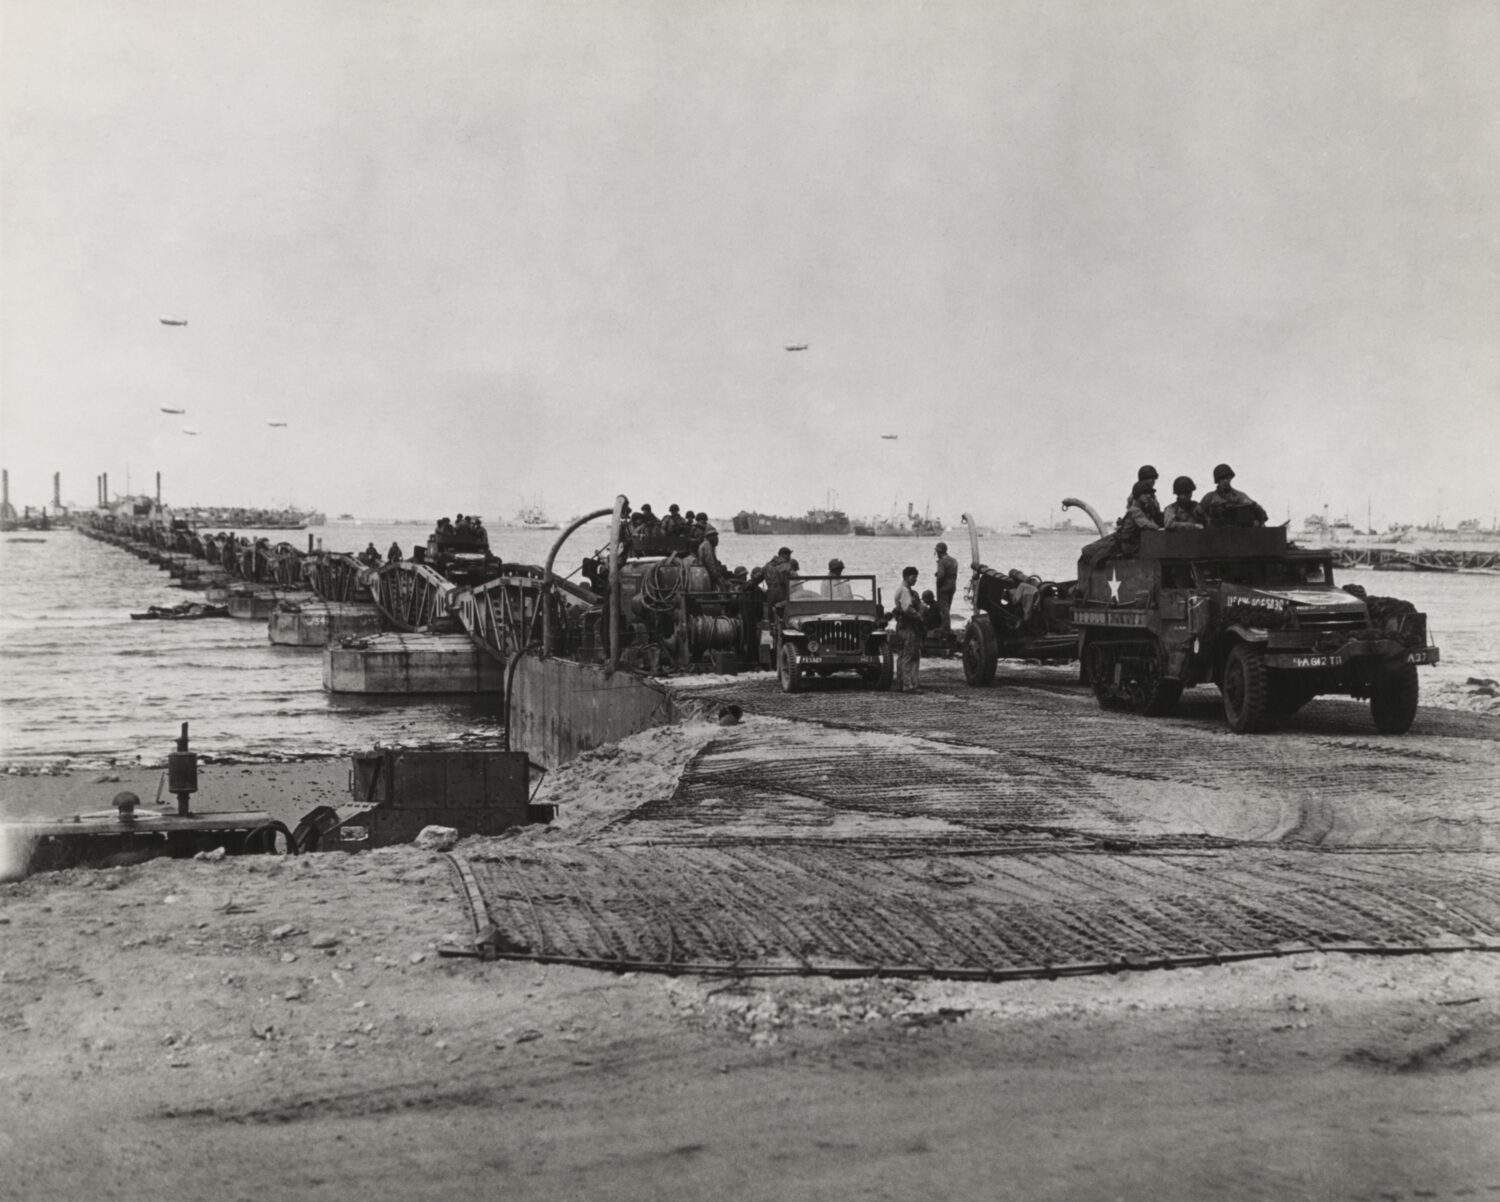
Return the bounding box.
[1061,497,1109,537]
[961,512,982,570]
[542,507,612,657]
[607,494,626,676]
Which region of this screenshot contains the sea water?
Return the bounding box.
[1,521,1495,773]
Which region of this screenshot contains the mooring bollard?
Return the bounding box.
[167,722,198,817]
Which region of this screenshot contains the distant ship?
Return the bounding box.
[852,501,944,538]
[498,504,560,531]
[731,507,851,536]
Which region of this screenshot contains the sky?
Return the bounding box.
[1,0,1496,530]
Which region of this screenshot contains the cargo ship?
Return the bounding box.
[731,507,851,536]
[852,501,944,538]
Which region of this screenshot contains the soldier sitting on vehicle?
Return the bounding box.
[1199,463,1268,528]
[1124,465,1164,527]
[1116,479,1163,555]
[1162,476,1205,529]
[359,541,382,567]
[661,504,686,536]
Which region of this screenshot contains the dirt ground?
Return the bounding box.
[3,721,1500,1200]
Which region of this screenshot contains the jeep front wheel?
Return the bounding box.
[1370,663,1419,734]
[962,616,998,686]
[1222,643,1269,734]
[778,643,804,694]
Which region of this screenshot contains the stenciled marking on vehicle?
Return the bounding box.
[1073,609,1148,627]
[1227,594,1288,612]
[1287,654,1342,668]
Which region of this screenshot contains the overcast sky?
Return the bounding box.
[2,1,1496,528]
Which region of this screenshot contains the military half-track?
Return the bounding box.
[1072,526,1439,733]
[421,524,504,587]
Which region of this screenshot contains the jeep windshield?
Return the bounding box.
[787,575,876,603]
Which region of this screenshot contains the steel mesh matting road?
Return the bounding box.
[452,666,1500,977]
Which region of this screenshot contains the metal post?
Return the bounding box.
[542,506,613,656]
[53,472,61,510]
[103,472,109,505]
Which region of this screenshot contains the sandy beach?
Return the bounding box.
[3,713,1499,1200]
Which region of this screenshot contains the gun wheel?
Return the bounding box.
[962,616,998,686]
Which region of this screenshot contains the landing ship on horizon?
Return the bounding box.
[159,316,188,327]
[784,343,808,352]
[880,434,898,440]
[267,421,288,428]
[159,406,186,415]
[182,429,199,436]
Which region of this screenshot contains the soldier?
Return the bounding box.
[891,566,925,692]
[933,541,959,643]
[661,503,686,536]
[1163,476,1205,530]
[698,528,730,587]
[1199,464,1268,528]
[1117,480,1162,555]
[1124,465,1164,527]
[638,502,660,530]
[761,546,793,613]
[386,541,403,563]
[827,557,853,600]
[689,511,709,542]
[360,541,381,567]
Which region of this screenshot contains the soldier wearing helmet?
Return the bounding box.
[1124,465,1164,526]
[933,541,959,646]
[1163,476,1205,530]
[1199,463,1268,528]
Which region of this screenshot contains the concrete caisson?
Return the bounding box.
[269,600,384,647]
[506,656,674,771]
[323,632,503,694]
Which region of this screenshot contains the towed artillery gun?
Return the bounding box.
[958,504,1102,686]
[1072,524,1439,733]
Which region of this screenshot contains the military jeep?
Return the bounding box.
[1072,526,1438,733]
[760,574,893,693]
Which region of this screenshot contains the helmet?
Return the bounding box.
[1131,479,1156,499]
[778,546,792,557]
[935,541,948,554]
[668,503,680,513]
[1137,464,1159,481]
[1172,475,1196,495]
[828,558,844,572]
[1213,463,1235,482]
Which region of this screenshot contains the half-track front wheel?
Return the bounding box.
[1370,662,1419,734]
[778,643,804,694]
[1222,643,1270,734]
[962,616,998,686]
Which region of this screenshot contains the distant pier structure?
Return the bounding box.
[1330,545,1500,573]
